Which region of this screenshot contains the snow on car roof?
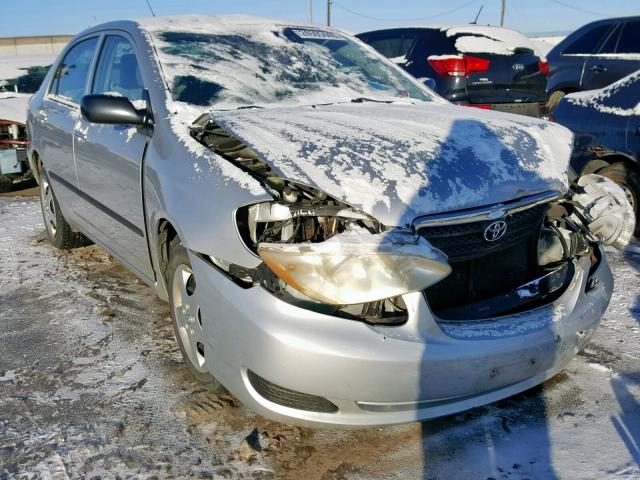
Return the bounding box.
[0,92,31,124]
[378,24,540,57]
[566,69,640,116]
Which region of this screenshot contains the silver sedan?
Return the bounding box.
[27,15,633,427]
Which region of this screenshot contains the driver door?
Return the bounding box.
[73,33,153,280]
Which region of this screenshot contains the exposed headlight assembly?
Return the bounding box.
[258,227,451,305]
[571,174,635,250]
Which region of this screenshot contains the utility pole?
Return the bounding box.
[308,0,313,23]
[500,0,506,26]
[326,0,331,26]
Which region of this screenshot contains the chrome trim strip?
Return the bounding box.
[413,190,562,228]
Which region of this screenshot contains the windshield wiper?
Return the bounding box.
[236,105,264,110]
[350,97,394,104]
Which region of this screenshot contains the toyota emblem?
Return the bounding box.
[484,220,508,242]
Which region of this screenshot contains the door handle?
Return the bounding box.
[38,110,48,121]
[590,64,607,73]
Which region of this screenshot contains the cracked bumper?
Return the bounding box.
[189,247,612,427]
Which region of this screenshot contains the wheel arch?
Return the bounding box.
[582,153,640,177]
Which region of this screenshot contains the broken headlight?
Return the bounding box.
[236,182,450,309]
[258,227,451,305]
[570,174,635,250]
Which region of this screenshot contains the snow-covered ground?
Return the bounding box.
[1,195,640,479]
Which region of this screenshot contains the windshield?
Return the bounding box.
[147,24,433,108]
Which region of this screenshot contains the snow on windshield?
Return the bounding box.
[444,26,538,56]
[140,16,432,109]
[566,70,640,116]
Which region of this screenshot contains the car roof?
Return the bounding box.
[359,24,522,36]
[72,14,327,40]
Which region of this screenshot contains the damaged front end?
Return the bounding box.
[190,115,634,326]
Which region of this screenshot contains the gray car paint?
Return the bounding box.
[27,17,612,427]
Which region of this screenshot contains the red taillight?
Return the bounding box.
[538,60,549,75]
[460,103,492,110]
[428,55,490,77]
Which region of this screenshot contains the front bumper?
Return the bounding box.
[189,248,612,427]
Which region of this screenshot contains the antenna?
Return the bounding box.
[471,5,484,24]
[145,0,156,17]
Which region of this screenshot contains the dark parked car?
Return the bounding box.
[358,25,549,117]
[547,16,640,111]
[553,70,640,235]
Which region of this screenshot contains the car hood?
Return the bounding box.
[211,102,573,226]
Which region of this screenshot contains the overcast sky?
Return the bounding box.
[0,0,637,37]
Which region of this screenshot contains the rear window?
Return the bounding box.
[563,24,612,55]
[616,21,640,54]
[444,26,535,56]
[367,36,417,60]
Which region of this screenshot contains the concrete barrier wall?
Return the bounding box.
[0,36,74,56]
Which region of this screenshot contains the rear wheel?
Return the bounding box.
[167,238,225,391]
[39,169,92,249]
[547,90,566,113]
[597,162,640,237]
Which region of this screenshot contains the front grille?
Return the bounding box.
[419,203,548,262]
[247,370,338,413]
[421,203,550,319]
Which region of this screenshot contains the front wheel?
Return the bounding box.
[39,169,91,249]
[167,238,225,391]
[598,162,640,237]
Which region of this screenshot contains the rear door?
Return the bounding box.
[38,37,99,220]
[553,22,614,92]
[583,20,640,90]
[73,33,153,280]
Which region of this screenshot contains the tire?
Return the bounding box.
[547,90,566,113]
[0,175,12,193]
[597,162,640,237]
[167,237,226,391]
[39,169,92,249]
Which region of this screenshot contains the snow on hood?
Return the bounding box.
[566,70,640,116]
[0,93,30,124]
[211,102,572,227]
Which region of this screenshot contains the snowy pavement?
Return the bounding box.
[1,195,639,479]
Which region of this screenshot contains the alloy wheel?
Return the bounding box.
[172,263,207,372]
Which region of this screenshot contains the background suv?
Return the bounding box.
[358,25,549,117]
[546,16,640,111]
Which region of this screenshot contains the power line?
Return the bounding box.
[545,0,608,17]
[332,0,479,23]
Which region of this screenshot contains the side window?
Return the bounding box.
[596,24,621,54]
[563,24,612,55]
[92,36,144,101]
[50,37,99,104]
[616,21,640,54]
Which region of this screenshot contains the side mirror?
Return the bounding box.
[422,78,437,90]
[80,94,144,125]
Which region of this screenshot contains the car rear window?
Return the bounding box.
[563,24,612,55]
[444,26,535,56]
[367,36,417,60]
